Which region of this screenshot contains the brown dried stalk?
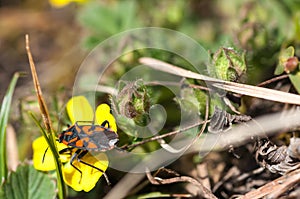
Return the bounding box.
[25,34,53,133]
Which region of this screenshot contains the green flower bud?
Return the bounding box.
[210,47,247,82]
[112,79,151,126]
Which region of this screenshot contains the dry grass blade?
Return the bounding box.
[139,57,300,105]
[240,168,300,199]
[25,34,53,133]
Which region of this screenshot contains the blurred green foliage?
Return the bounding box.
[1,165,56,199]
[77,0,300,149]
[78,0,141,48]
[78,0,300,83]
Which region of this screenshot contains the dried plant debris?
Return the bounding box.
[255,137,300,175]
[213,166,268,197]
[208,106,252,133]
[146,168,218,199]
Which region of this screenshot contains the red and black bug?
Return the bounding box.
[58,120,118,151]
[57,120,118,184]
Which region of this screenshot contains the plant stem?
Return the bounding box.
[26,35,66,199]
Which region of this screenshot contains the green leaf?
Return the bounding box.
[289,71,300,94]
[117,0,137,30]
[275,46,295,75]
[78,2,119,35]
[0,73,20,182]
[1,164,56,199]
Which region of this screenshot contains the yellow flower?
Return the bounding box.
[49,0,88,8]
[32,136,70,171]
[32,96,117,192]
[63,153,108,192]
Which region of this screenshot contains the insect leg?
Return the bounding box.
[43,146,73,164]
[69,149,84,183]
[59,147,73,155]
[101,120,110,128]
[42,147,49,163]
[76,150,111,185]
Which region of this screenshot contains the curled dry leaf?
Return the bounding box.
[255,138,300,175]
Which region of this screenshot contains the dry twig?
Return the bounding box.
[256,74,289,87]
[121,120,209,150]
[146,168,218,199]
[240,168,300,199]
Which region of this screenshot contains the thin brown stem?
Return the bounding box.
[256,74,289,87]
[188,84,211,92]
[146,168,217,199]
[121,120,209,150]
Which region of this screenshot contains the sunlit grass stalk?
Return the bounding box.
[25,35,66,199]
[0,73,20,182]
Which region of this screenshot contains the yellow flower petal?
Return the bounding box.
[63,152,109,192]
[49,0,87,8]
[32,136,70,171]
[66,96,94,124]
[95,104,117,132]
